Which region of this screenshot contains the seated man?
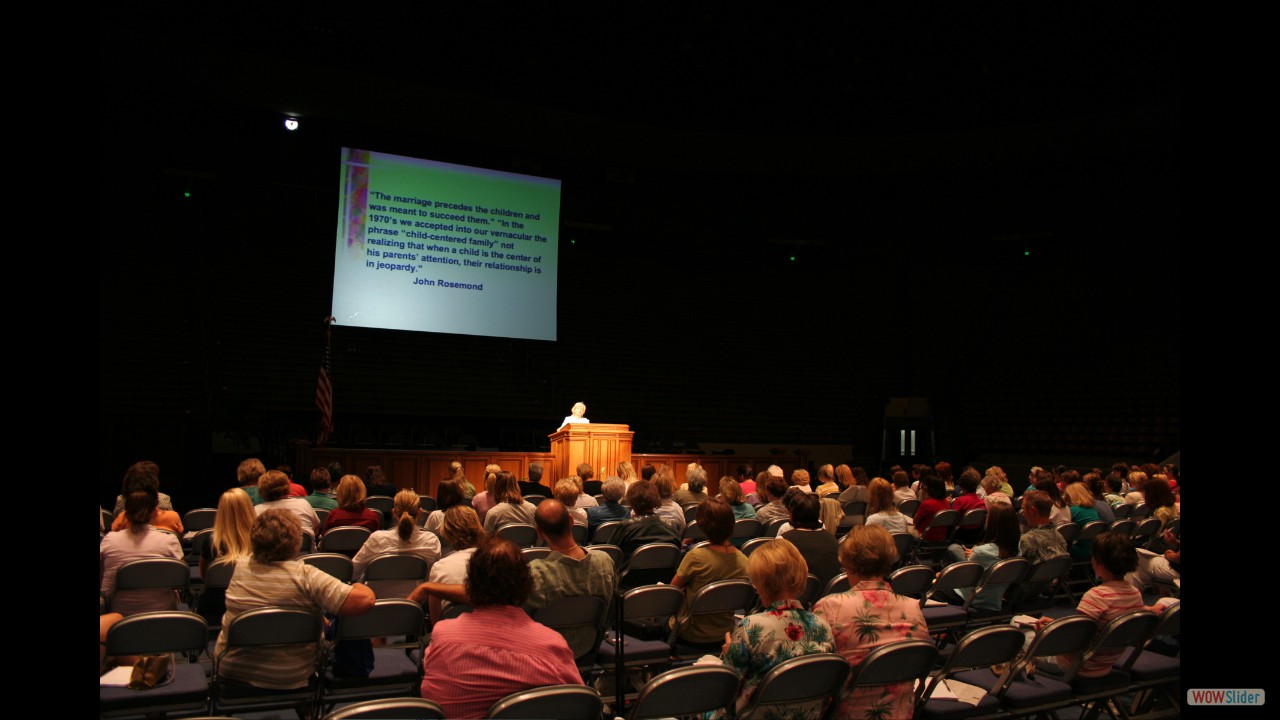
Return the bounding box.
[1011,489,1069,602]
[419,539,583,718]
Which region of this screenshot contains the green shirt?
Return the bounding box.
[675,546,749,643]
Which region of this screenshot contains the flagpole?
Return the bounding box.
[316,316,335,448]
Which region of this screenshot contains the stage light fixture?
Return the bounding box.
[284,117,300,131]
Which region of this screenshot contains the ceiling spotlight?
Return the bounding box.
[284,117,300,131]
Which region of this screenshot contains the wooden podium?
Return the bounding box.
[548,423,634,483]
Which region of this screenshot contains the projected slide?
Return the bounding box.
[332,148,560,341]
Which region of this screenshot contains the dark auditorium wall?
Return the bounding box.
[99,8,1179,511]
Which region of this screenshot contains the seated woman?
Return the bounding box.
[109,461,184,536]
[719,477,757,520]
[1142,476,1179,532]
[673,464,711,507]
[256,469,321,539]
[813,525,929,720]
[321,475,382,534]
[410,505,487,623]
[715,539,835,718]
[652,466,687,533]
[780,492,842,590]
[671,498,750,647]
[197,487,255,626]
[101,488,185,615]
[864,477,917,536]
[215,509,374,690]
[949,468,987,545]
[753,474,792,527]
[941,503,1021,611]
[813,464,840,497]
[1064,483,1102,561]
[1034,477,1072,527]
[980,473,1013,509]
[351,489,442,582]
[423,479,465,535]
[553,478,590,527]
[482,471,538,535]
[913,475,953,542]
[611,480,680,566]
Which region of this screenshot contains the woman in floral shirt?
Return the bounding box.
[711,539,835,720]
[813,525,930,720]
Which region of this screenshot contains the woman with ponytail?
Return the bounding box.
[351,489,442,582]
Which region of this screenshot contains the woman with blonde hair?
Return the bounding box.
[197,487,255,624]
[321,475,382,533]
[1064,483,1102,561]
[554,478,589,527]
[411,505,487,622]
[714,539,835,718]
[449,461,477,500]
[980,474,1013,508]
[814,526,929,720]
[864,477,917,536]
[351,489,442,582]
[616,460,639,489]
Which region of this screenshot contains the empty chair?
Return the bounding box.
[183,508,218,534]
[1010,554,1073,612]
[322,697,446,719]
[916,625,1026,720]
[1116,601,1181,717]
[737,653,850,720]
[365,495,395,519]
[100,610,211,719]
[955,615,1099,718]
[898,498,921,516]
[487,684,603,720]
[1112,502,1134,520]
[363,554,430,598]
[1109,518,1137,537]
[302,553,354,583]
[891,531,917,568]
[626,664,740,720]
[598,584,685,711]
[496,523,538,548]
[921,561,984,643]
[1130,517,1162,548]
[321,599,427,711]
[319,526,373,557]
[1061,609,1161,719]
[962,557,1031,627]
[888,564,933,598]
[619,542,681,589]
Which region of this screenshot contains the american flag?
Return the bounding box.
[316,318,334,447]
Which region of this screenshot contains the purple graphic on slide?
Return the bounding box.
[345,148,370,251]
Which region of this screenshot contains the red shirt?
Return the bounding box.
[914,498,952,542]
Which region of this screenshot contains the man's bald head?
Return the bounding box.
[534,498,573,540]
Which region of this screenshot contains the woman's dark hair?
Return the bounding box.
[122,461,160,495]
[124,488,158,529]
[1034,478,1066,508]
[1091,531,1139,577]
[923,476,948,501]
[851,466,869,486]
[983,504,1021,559]
[956,468,981,493]
[467,539,533,607]
[1142,477,1176,509]
[627,480,660,516]
[696,498,736,544]
[436,480,464,512]
[787,492,822,530]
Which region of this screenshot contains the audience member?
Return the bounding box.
[101,488,184,615]
[780,492,841,589]
[864,477,916,536]
[610,480,680,566]
[754,473,792,526]
[577,462,602,496]
[424,479,465,534]
[719,477,757,520]
[913,475,952,542]
[941,503,1021,611]
[1064,483,1102,561]
[351,489,442,582]
[321,475,381,533]
[651,465,686,533]
[110,461,184,535]
[237,457,267,505]
[518,462,548,498]
[671,498,749,645]
[255,469,321,538]
[196,487,255,625]
[673,464,711,506]
[111,460,174,516]
[586,477,631,537]
[363,464,396,498]
[409,505,486,622]
[419,539,582,718]
[304,467,338,511]
[554,478,589,527]
[482,471,537,534]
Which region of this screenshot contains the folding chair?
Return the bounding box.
[823,573,851,597]
[761,519,788,538]
[891,530,918,568]
[732,518,762,542]
[592,520,623,545]
[110,557,191,614]
[571,523,589,545]
[798,573,822,609]
[737,652,850,720]
[955,615,1098,718]
[888,564,933,598]
[487,684,603,720]
[211,607,325,716]
[843,639,938,717]
[303,552,355,583]
[497,523,538,548]
[918,509,961,564]
[322,697,445,719]
[916,625,1026,720]
[1115,601,1181,720]
[626,664,740,720]
[522,546,552,562]
[531,594,608,676]
[365,496,395,527]
[183,508,218,534]
[363,554,430,598]
[669,578,756,659]
[740,537,771,556]
[585,543,623,567]
[962,557,1031,628]
[1063,609,1160,720]
[320,526,373,558]
[100,610,211,719]
[619,542,681,589]
[921,561,983,645]
[1130,518,1162,549]
[598,584,685,712]
[320,599,427,712]
[315,508,330,528]
[1010,554,1073,612]
[682,521,706,542]
[898,498,921,517]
